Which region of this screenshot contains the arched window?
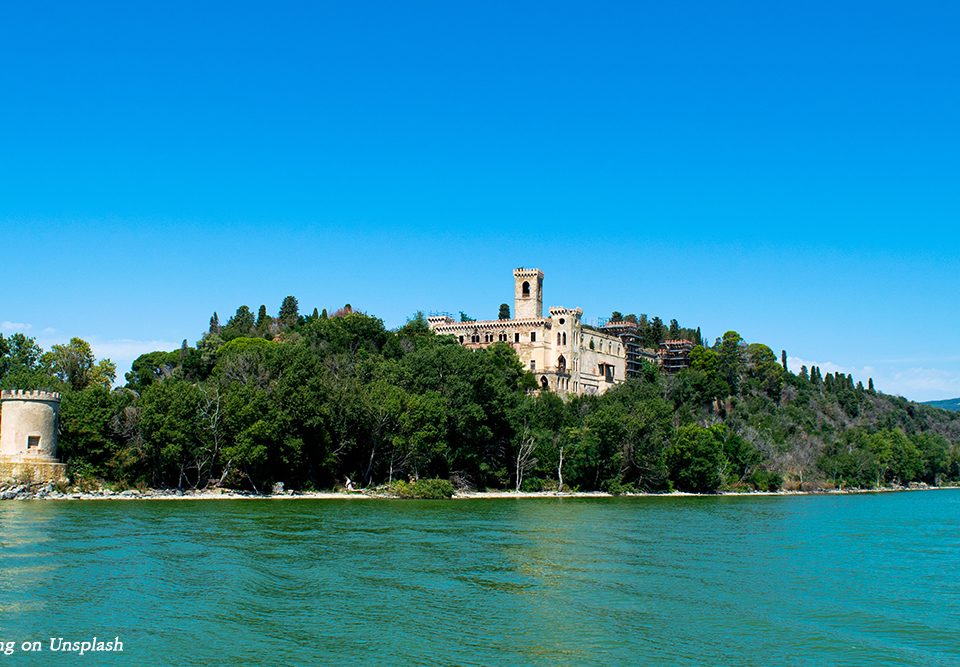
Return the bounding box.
[557,355,566,373]
[522,281,530,296]
[540,376,549,390]
[562,332,567,346]
[557,332,562,345]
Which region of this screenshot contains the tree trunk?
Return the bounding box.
[557,446,564,492]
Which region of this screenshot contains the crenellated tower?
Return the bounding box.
[513,267,544,320]
[0,389,62,464]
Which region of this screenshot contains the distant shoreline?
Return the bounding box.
[1,484,956,502]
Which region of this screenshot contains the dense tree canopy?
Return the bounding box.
[3,297,959,494]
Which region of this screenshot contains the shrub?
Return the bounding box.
[747,470,783,492]
[602,479,638,495]
[387,478,455,499]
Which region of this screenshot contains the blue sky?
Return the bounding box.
[2,1,958,400]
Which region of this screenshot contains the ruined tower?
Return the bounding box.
[513,267,544,320]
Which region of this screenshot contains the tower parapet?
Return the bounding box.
[0,389,62,403]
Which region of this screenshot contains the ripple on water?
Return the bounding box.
[0,493,958,665]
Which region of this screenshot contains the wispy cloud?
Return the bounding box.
[885,368,960,401]
[89,339,179,365]
[787,356,874,378]
[1,321,32,333]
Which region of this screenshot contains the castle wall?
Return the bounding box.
[0,391,61,461]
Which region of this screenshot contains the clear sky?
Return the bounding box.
[2,1,958,401]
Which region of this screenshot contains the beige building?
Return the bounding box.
[428,268,626,396]
[0,390,67,483]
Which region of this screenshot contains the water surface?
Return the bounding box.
[0,491,958,665]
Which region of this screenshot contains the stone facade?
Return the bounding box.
[428,268,627,396]
[0,390,67,483]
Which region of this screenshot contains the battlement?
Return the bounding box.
[0,389,62,403]
[513,267,543,278]
[548,307,583,318]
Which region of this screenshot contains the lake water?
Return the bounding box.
[0,491,958,665]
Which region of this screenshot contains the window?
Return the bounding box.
[514,333,520,343]
[530,332,536,342]
[562,332,567,346]
[530,360,536,370]
[26,436,40,449]
[557,355,566,373]
[459,336,464,344]
[557,332,561,345]
[541,376,549,390]
[522,281,530,296]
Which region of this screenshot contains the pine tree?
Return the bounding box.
[312,307,319,320]
[868,377,876,394]
[668,319,680,339]
[279,296,299,327]
[695,327,702,346]
[209,312,221,334]
[257,305,268,328]
[321,308,328,319]
[499,304,511,320]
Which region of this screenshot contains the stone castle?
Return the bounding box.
[428,268,695,397]
[428,268,631,396]
[0,390,67,483]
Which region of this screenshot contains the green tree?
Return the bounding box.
[666,424,727,493]
[46,338,115,391]
[718,331,744,393]
[279,295,300,327]
[668,319,680,339]
[499,304,511,320]
[222,306,256,340]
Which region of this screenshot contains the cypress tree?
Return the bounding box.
[257,305,268,328]
[499,304,511,320]
[868,378,876,394]
[781,349,788,370]
[321,308,328,319]
[209,312,221,334]
[312,307,319,320]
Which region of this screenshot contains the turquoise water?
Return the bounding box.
[0,491,958,665]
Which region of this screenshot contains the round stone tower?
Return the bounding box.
[0,390,61,461]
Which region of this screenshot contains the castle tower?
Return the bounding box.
[0,390,61,461]
[513,268,544,320]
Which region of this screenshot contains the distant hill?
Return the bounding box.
[925,398,960,412]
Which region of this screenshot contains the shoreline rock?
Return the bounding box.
[0,482,956,502]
